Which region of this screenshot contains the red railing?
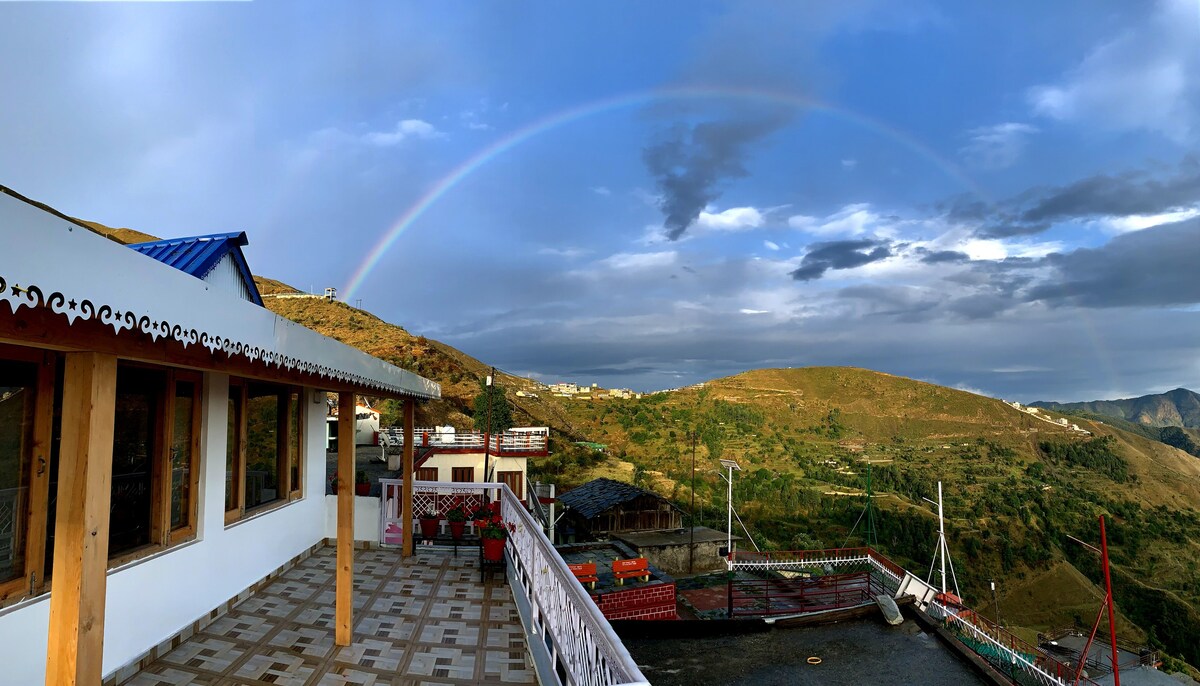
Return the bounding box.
[728,570,884,617]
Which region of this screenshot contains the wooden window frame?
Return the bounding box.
[497,470,524,501]
[227,379,303,524]
[415,467,438,482]
[225,381,246,525]
[106,363,204,568]
[451,467,475,483]
[166,371,202,546]
[0,344,55,605]
[287,390,304,502]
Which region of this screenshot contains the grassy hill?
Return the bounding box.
[1033,388,1200,429]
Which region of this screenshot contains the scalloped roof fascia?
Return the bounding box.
[0,188,440,400]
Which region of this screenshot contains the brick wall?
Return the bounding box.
[592,582,677,620]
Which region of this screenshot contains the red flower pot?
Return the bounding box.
[355,483,370,496]
[473,519,488,533]
[449,521,466,540]
[482,537,506,562]
[419,518,439,540]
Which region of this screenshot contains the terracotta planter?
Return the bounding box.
[482,537,506,562]
[355,483,370,496]
[449,520,466,540]
[419,518,439,540]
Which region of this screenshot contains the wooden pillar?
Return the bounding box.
[335,391,355,647]
[45,352,117,686]
[401,398,415,556]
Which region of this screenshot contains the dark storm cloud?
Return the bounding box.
[1020,157,1200,223]
[1024,218,1200,307]
[644,112,792,240]
[918,249,970,264]
[790,239,892,281]
[961,156,1200,238]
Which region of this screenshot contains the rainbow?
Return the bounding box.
[342,85,990,299]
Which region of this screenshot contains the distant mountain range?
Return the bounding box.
[1031,388,1200,429]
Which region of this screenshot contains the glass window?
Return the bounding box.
[245,383,282,510]
[451,467,474,483]
[170,380,195,531]
[226,385,242,513]
[288,391,301,496]
[416,467,438,482]
[0,359,36,584]
[109,366,163,558]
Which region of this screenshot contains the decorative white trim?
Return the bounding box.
[0,189,439,399]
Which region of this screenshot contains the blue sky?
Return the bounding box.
[2,1,1199,401]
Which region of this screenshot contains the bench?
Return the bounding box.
[569,562,599,590]
[612,557,650,585]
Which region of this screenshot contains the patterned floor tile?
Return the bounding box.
[128,547,535,686]
[123,664,225,685]
[232,649,319,685]
[332,637,408,672]
[158,636,245,672]
[404,645,477,680]
[268,623,336,659]
[417,619,480,646]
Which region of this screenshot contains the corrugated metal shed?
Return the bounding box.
[127,232,264,306]
[558,477,683,520]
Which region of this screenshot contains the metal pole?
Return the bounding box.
[1100,516,1121,686]
[484,368,494,484]
[727,464,734,560]
[990,579,1000,625]
[689,431,696,574]
[938,481,946,595]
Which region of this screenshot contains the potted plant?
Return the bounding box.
[419,509,440,541]
[355,470,371,496]
[446,505,467,540]
[480,515,511,562]
[471,505,491,532]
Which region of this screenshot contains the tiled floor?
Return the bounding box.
[127,547,536,686]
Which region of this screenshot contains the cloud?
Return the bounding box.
[695,206,765,231]
[841,158,858,170]
[1020,157,1200,224]
[538,246,588,259]
[1028,0,1200,141]
[1024,218,1200,308]
[918,249,970,264]
[1098,207,1200,233]
[362,119,443,146]
[960,122,1037,170]
[790,238,893,281]
[590,186,612,196]
[788,203,884,237]
[599,250,677,271]
[764,240,781,251]
[643,111,792,240]
[739,308,769,315]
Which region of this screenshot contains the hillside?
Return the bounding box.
[544,367,1200,670]
[1033,388,1200,429]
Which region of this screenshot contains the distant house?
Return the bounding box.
[326,403,381,448]
[378,426,550,501]
[558,477,683,539]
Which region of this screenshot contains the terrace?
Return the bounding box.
[380,427,550,457]
[126,546,535,686]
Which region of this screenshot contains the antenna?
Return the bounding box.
[925,481,960,598]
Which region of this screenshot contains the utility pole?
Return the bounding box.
[990,578,1001,626]
[865,463,878,548]
[938,481,946,594]
[689,430,697,574]
[484,367,494,485]
[1100,516,1121,686]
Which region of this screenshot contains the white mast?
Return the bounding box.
[938,481,946,594]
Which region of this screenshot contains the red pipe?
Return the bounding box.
[1100,516,1121,686]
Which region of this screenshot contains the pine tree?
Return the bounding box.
[473,380,514,433]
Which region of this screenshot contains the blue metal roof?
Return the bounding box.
[127,231,264,306]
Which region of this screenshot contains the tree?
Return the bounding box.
[473,379,514,433]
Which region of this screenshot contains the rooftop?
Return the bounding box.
[126,546,534,686]
[558,477,682,520]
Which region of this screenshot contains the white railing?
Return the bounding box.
[376,478,647,686]
[499,483,649,686]
[379,427,548,452]
[379,479,498,544]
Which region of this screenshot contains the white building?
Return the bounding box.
[0,186,441,685]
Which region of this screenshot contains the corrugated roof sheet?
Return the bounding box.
[127,232,263,305]
[558,477,682,520]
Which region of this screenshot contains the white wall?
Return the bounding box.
[324,495,381,543]
[423,453,527,498]
[0,373,333,684]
